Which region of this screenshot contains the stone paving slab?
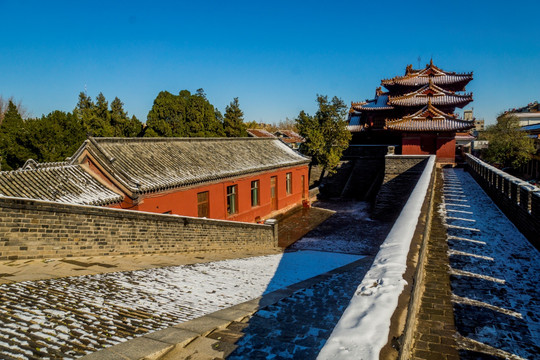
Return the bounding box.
[411,168,540,360]
[83,257,372,360]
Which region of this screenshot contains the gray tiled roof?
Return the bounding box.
[71,137,310,194]
[21,159,70,171]
[0,165,123,206]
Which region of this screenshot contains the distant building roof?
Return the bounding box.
[70,137,310,195]
[274,130,304,144]
[455,132,476,141]
[247,129,276,138]
[0,164,123,206]
[521,123,540,131]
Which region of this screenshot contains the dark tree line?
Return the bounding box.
[0,90,248,171]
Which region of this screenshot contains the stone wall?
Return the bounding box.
[0,196,277,260]
[373,155,430,221]
[466,154,540,249]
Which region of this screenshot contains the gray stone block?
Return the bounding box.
[107,337,173,360]
[143,327,199,346]
[174,316,231,335]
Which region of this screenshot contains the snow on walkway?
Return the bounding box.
[442,168,540,359]
[0,250,361,359]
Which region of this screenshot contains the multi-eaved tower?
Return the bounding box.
[348,60,474,162]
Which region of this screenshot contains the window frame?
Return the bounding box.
[226,185,238,215]
[286,172,292,195]
[197,191,209,217]
[251,180,260,207]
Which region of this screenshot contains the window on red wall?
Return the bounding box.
[286,172,292,194]
[197,191,209,217]
[227,185,238,215]
[251,180,260,207]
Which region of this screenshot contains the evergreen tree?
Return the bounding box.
[296,95,351,180]
[73,92,114,137]
[0,101,35,170]
[484,114,536,168]
[146,89,225,137]
[110,97,143,137]
[223,98,247,137]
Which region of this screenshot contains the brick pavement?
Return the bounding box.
[410,169,460,360]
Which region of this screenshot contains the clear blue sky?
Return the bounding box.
[1,0,539,125]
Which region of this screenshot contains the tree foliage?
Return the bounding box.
[296,95,351,176]
[223,97,247,137]
[74,92,142,137]
[0,93,144,170]
[146,89,225,137]
[0,100,32,170]
[483,114,536,168]
[0,89,247,170]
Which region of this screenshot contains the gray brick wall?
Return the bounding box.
[0,197,276,260]
[373,155,430,221]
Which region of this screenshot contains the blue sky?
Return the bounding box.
[1,0,539,125]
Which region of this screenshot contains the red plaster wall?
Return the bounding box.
[402,135,422,155]
[402,132,456,162]
[436,136,456,163]
[110,165,309,223]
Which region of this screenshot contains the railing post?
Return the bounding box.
[532,192,540,221]
[510,180,518,202]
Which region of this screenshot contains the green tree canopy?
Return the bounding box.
[296,95,351,178]
[146,89,224,137]
[0,100,35,170]
[223,97,247,137]
[483,114,536,168]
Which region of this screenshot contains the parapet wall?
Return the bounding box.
[373,155,430,221]
[466,154,540,249]
[0,196,277,260]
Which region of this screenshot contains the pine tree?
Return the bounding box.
[0,101,35,170]
[223,98,247,137]
[296,95,351,180]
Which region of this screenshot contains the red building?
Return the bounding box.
[348,61,475,162]
[70,137,310,222]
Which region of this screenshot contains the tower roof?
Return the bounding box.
[381,61,473,91]
[388,80,473,108]
[385,101,474,132]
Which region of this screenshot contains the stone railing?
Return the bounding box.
[465,154,540,248]
[0,196,277,261]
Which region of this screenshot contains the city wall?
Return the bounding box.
[0,196,277,260]
[466,154,540,249]
[373,155,430,220]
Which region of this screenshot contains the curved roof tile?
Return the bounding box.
[71,137,310,194]
[0,165,123,206]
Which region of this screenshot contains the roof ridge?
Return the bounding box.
[90,137,276,143]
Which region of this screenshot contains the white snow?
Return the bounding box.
[0,250,362,359]
[318,155,435,360]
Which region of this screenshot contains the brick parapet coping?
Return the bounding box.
[395,160,438,359]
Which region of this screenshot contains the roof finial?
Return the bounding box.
[430,58,433,66]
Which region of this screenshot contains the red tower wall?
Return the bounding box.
[436,135,456,163]
[401,132,456,162]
